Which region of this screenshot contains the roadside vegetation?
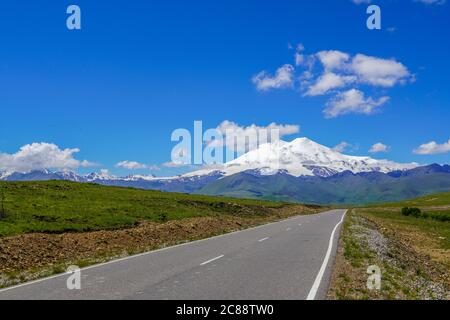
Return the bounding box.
[0,180,298,237]
[0,180,323,288]
[328,192,450,300]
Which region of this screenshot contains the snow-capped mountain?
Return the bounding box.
[2,138,450,204]
[182,138,418,178]
[0,138,418,183]
[0,170,13,180]
[122,174,156,182]
[84,171,117,182]
[55,171,87,182]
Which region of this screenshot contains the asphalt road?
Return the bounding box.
[0,209,346,300]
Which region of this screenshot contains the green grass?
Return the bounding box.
[368,191,450,208]
[360,191,450,251]
[342,212,373,268]
[0,180,291,237]
[360,208,450,251]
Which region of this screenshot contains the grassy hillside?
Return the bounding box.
[0,180,292,237]
[196,169,450,205]
[368,191,450,208]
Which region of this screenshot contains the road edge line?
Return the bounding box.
[306,210,347,300]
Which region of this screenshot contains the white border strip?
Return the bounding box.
[306,210,347,300]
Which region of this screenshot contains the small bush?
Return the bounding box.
[0,189,6,219]
[158,212,168,222]
[401,207,449,222]
[401,207,421,217]
[401,207,410,216]
[431,212,450,222]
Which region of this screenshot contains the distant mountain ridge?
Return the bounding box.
[1,138,449,204]
[2,164,450,205]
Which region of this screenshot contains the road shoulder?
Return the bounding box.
[327,209,449,300]
[0,205,323,289]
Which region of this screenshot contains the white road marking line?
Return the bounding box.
[298,223,302,226]
[258,237,269,242]
[286,227,292,231]
[306,210,347,300]
[200,255,224,266]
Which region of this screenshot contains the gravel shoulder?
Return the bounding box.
[327,209,449,300]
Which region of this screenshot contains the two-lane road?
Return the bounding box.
[0,209,346,300]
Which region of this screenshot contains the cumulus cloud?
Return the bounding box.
[162,162,192,168]
[295,53,304,66]
[305,72,356,96]
[162,155,194,168]
[316,50,350,71]
[333,141,352,153]
[324,89,389,118]
[369,143,390,153]
[414,0,446,4]
[413,139,450,155]
[252,64,294,91]
[116,160,159,170]
[253,44,412,118]
[0,142,95,173]
[294,43,306,66]
[350,54,411,87]
[352,0,372,4]
[353,0,445,4]
[214,120,300,152]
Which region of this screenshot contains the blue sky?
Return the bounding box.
[0,0,449,176]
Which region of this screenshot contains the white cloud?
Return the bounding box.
[215,121,300,152]
[352,0,372,4]
[350,54,411,87]
[333,141,352,153]
[305,72,356,96]
[324,89,389,118]
[296,43,305,52]
[252,64,294,91]
[415,0,446,4]
[353,0,445,4]
[115,160,158,170]
[253,45,413,118]
[294,44,306,66]
[316,50,350,71]
[369,143,390,153]
[162,161,192,168]
[295,53,304,66]
[0,142,95,173]
[413,139,450,155]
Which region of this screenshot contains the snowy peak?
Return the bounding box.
[122,174,157,181]
[85,171,117,181]
[0,138,420,183]
[184,137,418,178]
[55,171,86,182]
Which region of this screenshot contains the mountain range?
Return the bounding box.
[1,138,450,205]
